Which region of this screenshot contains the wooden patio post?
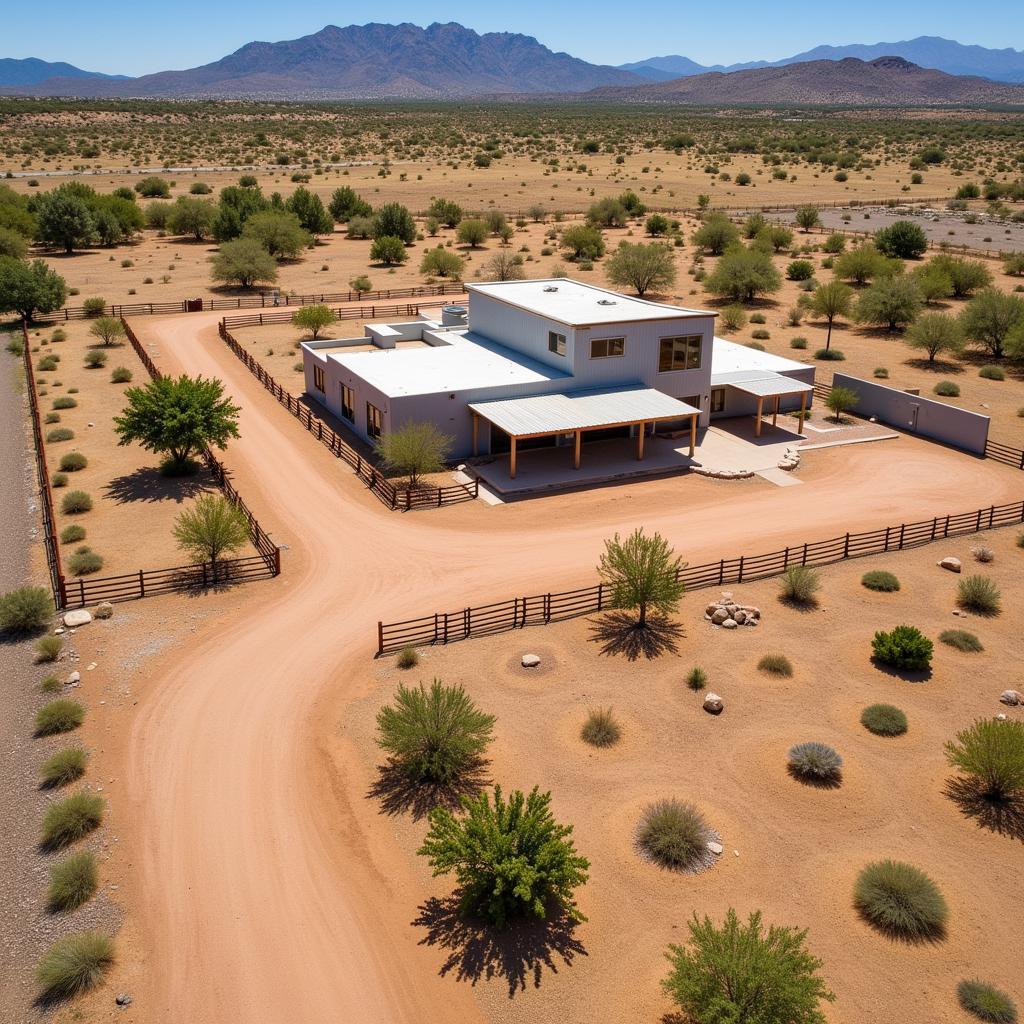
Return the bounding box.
[689,413,697,457]
[755,396,764,438]
[510,436,517,479]
[798,391,807,433]
[573,429,582,470]
[772,394,780,428]
[472,412,479,456]
[636,421,646,461]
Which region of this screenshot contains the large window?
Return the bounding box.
[313,365,325,392]
[548,331,566,356]
[366,402,383,440]
[341,384,354,422]
[590,337,625,359]
[658,335,702,373]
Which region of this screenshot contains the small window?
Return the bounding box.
[548,331,566,356]
[313,365,325,393]
[341,384,354,422]
[658,335,703,373]
[711,388,726,413]
[366,402,383,440]
[591,337,625,359]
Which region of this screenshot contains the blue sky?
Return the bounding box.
[6,0,1021,76]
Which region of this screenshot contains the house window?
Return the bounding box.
[313,365,325,392]
[711,388,726,413]
[548,331,566,356]
[591,337,625,359]
[366,402,383,440]
[341,384,354,422]
[658,335,703,372]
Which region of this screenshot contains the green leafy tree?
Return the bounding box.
[663,909,835,1024]
[372,202,416,244]
[758,225,794,253]
[427,198,463,228]
[375,421,452,487]
[645,213,670,237]
[833,244,895,285]
[874,220,928,259]
[291,304,337,340]
[598,527,685,628]
[618,189,646,216]
[794,205,821,232]
[114,374,240,473]
[456,218,488,248]
[286,187,334,235]
[345,215,374,240]
[0,183,37,238]
[482,251,525,281]
[369,235,408,266]
[587,197,628,228]
[855,276,923,332]
[929,255,992,298]
[560,224,605,261]
[0,257,67,321]
[88,316,125,347]
[911,264,954,304]
[241,210,312,260]
[134,176,170,198]
[210,238,278,288]
[605,241,677,297]
[172,493,250,568]
[691,214,740,255]
[418,785,590,927]
[944,718,1024,801]
[0,226,28,260]
[328,186,372,223]
[349,275,372,296]
[705,246,782,302]
[825,385,859,423]
[905,312,964,363]
[419,246,465,279]
[959,290,1024,359]
[213,184,269,242]
[167,197,216,241]
[35,190,95,253]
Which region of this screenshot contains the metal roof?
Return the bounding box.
[469,387,700,438]
[714,370,814,399]
[710,337,810,377]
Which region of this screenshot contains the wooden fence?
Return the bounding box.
[217,321,479,510]
[377,499,1024,654]
[220,299,458,331]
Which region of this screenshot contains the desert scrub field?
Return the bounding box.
[355,525,1024,1024]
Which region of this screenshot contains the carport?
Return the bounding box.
[711,370,814,437]
[469,387,701,479]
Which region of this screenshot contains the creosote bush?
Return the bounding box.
[940,629,984,653]
[0,585,52,633]
[41,792,104,850]
[61,490,92,514]
[35,634,63,662]
[35,699,83,736]
[871,625,932,671]
[68,547,103,575]
[83,349,107,369]
[779,565,820,605]
[957,980,1018,1023]
[59,452,87,472]
[944,718,1024,802]
[35,932,114,1001]
[758,653,794,677]
[637,798,716,873]
[52,396,77,409]
[47,427,74,442]
[396,645,419,669]
[685,666,708,691]
[110,366,132,383]
[47,851,98,913]
[60,525,86,544]
[40,747,89,788]
[787,742,843,784]
[854,860,948,940]
[861,704,908,736]
[581,707,622,748]
[862,570,900,592]
[52,472,68,487]
[957,575,1001,615]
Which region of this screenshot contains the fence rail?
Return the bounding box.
[218,321,479,510]
[377,498,1024,654]
[220,299,458,331]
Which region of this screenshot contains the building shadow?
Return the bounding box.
[103,466,211,504]
[944,776,1024,841]
[412,895,587,996]
[368,758,490,821]
[588,611,683,660]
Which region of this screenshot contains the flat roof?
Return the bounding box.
[469,387,700,438]
[467,279,716,328]
[710,337,810,380]
[723,373,814,399]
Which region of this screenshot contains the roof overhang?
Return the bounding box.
[711,369,814,399]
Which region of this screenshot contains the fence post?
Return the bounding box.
[433,612,439,645]
[597,583,603,611]
[989,505,995,528]
[899,524,905,549]
[464,607,470,637]
[139,569,145,598]
[718,559,724,584]
[443,612,449,644]
[202,563,207,588]
[783,547,789,569]
[802,542,808,565]
[843,533,850,557]
[545,594,551,622]
[738,556,744,583]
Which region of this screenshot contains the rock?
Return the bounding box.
[63,609,92,627]
[742,606,761,618]
[94,601,114,620]
[706,841,724,856]
[725,603,738,616]
[66,671,80,685]
[1000,690,1022,706]
[703,692,724,714]
[734,610,747,625]
[722,618,738,629]
[705,603,719,617]
[711,608,729,625]
[997,713,1008,721]
[747,617,759,626]
[938,556,962,573]
[115,993,132,1007]
[521,654,541,668]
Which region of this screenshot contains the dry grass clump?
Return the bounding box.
[860,704,908,736]
[957,575,1001,615]
[34,699,84,736]
[861,570,900,592]
[40,747,89,788]
[47,851,98,912]
[778,565,820,605]
[939,629,984,653]
[68,547,104,576]
[41,792,104,850]
[36,932,114,1001]
[758,653,794,677]
[685,666,708,691]
[35,634,63,663]
[396,645,419,669]
[787,742,843,785]
[637,799,717,873]
[971,546,995,563]
[854,860,948,941]
[580,706,622,748]
[957,980,1018,1023]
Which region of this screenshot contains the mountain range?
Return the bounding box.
[0,57,128,86]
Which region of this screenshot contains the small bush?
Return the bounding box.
[68,547,103,576]
[934,380,960,397]
[854,860,948,940]
[787,742,843,783]
[61,491,92,514]
[47,851,98,912]
[749,312,766,324]
[83,350,107,369]
[972,546,995,563]
[758,654,794,677]
[41,791,104,849]
[35,634,63,662]
[862,570,900,592]
[47,428,74,442]
[719,304,747,331]
[957,575,1001,615]
[51,472,68,488]
[51,329,67,342]
[82,296,106,316]
[637,798,716,872]
[814,348,846,360]
[581,707,622,748]
[110,366,132,383]
[59,452,87,472]
[685,666,708,691]
[60,524,86,544]
[979,365,1005,381]
[751,329,770,340]
[940,629,984,652]
[52,396,77,410]
[945,718,1024,801]
[35,699,83,736]
[872,625,933,671]
[35,932,114,1001]
[45,412,60,424]
[41,674,61,693]
[779,565,820,605]
[37,355,59,371]
[396,645,419,669]
[790,336,808,349]
[861,704,908,736]
[957,980,1018,1023]
[0,585,52,632]
[873,367,889,379]
[40,747,89,788]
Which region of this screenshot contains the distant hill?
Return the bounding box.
[1,22,642,99]
[591,56,1024,106]
[620,36,1024,84]
[0,57,128,87]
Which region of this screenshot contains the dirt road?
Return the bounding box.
[120,312,1022,1023]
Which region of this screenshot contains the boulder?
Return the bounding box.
[734,610,747,625]
[703,692,724,714]
[938,556,962,573]
[711,608,729,625]
[63,609,92,628]
[722,618,738,629]
[706,841,724,856]
[66,671,80,685]
[521,654,541,668]
[94,602,114,620]
[705,603,719,617]
[999,690,1022,706]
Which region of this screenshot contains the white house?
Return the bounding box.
[301,279,813,479]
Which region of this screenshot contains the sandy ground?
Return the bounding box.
[45,309,1023,1024]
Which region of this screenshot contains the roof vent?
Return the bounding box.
[543,285,559,292]
[597,298,617,305]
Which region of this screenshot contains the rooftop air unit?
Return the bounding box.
[440,305,468,327]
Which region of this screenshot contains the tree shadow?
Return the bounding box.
[104,467,210,505]
[944,776,1024,841]
[870,657,933,684]
[777,594,820,614]
[588,611,683,661]
[905,357,963,374]
[368,758,491,821]
[412,895,587,996]
[786,765,843,790]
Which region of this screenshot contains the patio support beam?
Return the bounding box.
[573,429,581,470]
[755,396,764,438]
[798,391,807,434]
[472,412,479,456]
[773,395,779,428]
[510,436,517,479]
[689,413,697,457]
[637,421,646,461]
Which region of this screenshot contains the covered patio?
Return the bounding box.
[712,369,814,437]
[469,386,701,480]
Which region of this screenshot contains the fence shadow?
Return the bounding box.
[944,776,1024,841]
[589,611,684,660]
[412,895,587,996]
[368,758,491,822]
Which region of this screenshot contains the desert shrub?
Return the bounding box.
[940,629,984,652]
[663,909,835,1022]
[41,792,104,849]
[934,381,960,397]
[861,704,908,736]
[37,355,58,371]
[59,451,87,472]
[751,329,770,340]
[957,980,1018,1023]
[979,365,1005,381]
[83,349,107,369]
[581,707,621,748]
[45,412,60,423]
[41,674,62,693]
[68,547,103,575]
[862,570,900,592]
[790,336,808,349]
[396,645,419,669]
[787,259,815,281]
[815,347,846,360]
[874,367,889,379]
[872,625,932,671]
[854,860,948,940]
[787,742,843,783]
[47,851,98,912]
[944,718,1024,801]
[685,666,708,691]
[35,634,63,662]
[51,472,68,488]
[758,654,794,677]
[35,932,114,1001]
[779,565,820,605]
[957,575,1001,615]
[35,699,83,736]
[637,798,715,872]
[110,366,132,383]
[52,396,77,409]
[749,312,766,324]
[971,546,995,563]
[719,304,747,331]
[376,679,494,783]
[47,427,74,442]
[61,490,92,514]
[0,585,52,632]
[418,785,589,926]
[40,747,89,788]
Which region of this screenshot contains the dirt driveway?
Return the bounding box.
[112,311,1022,1024]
